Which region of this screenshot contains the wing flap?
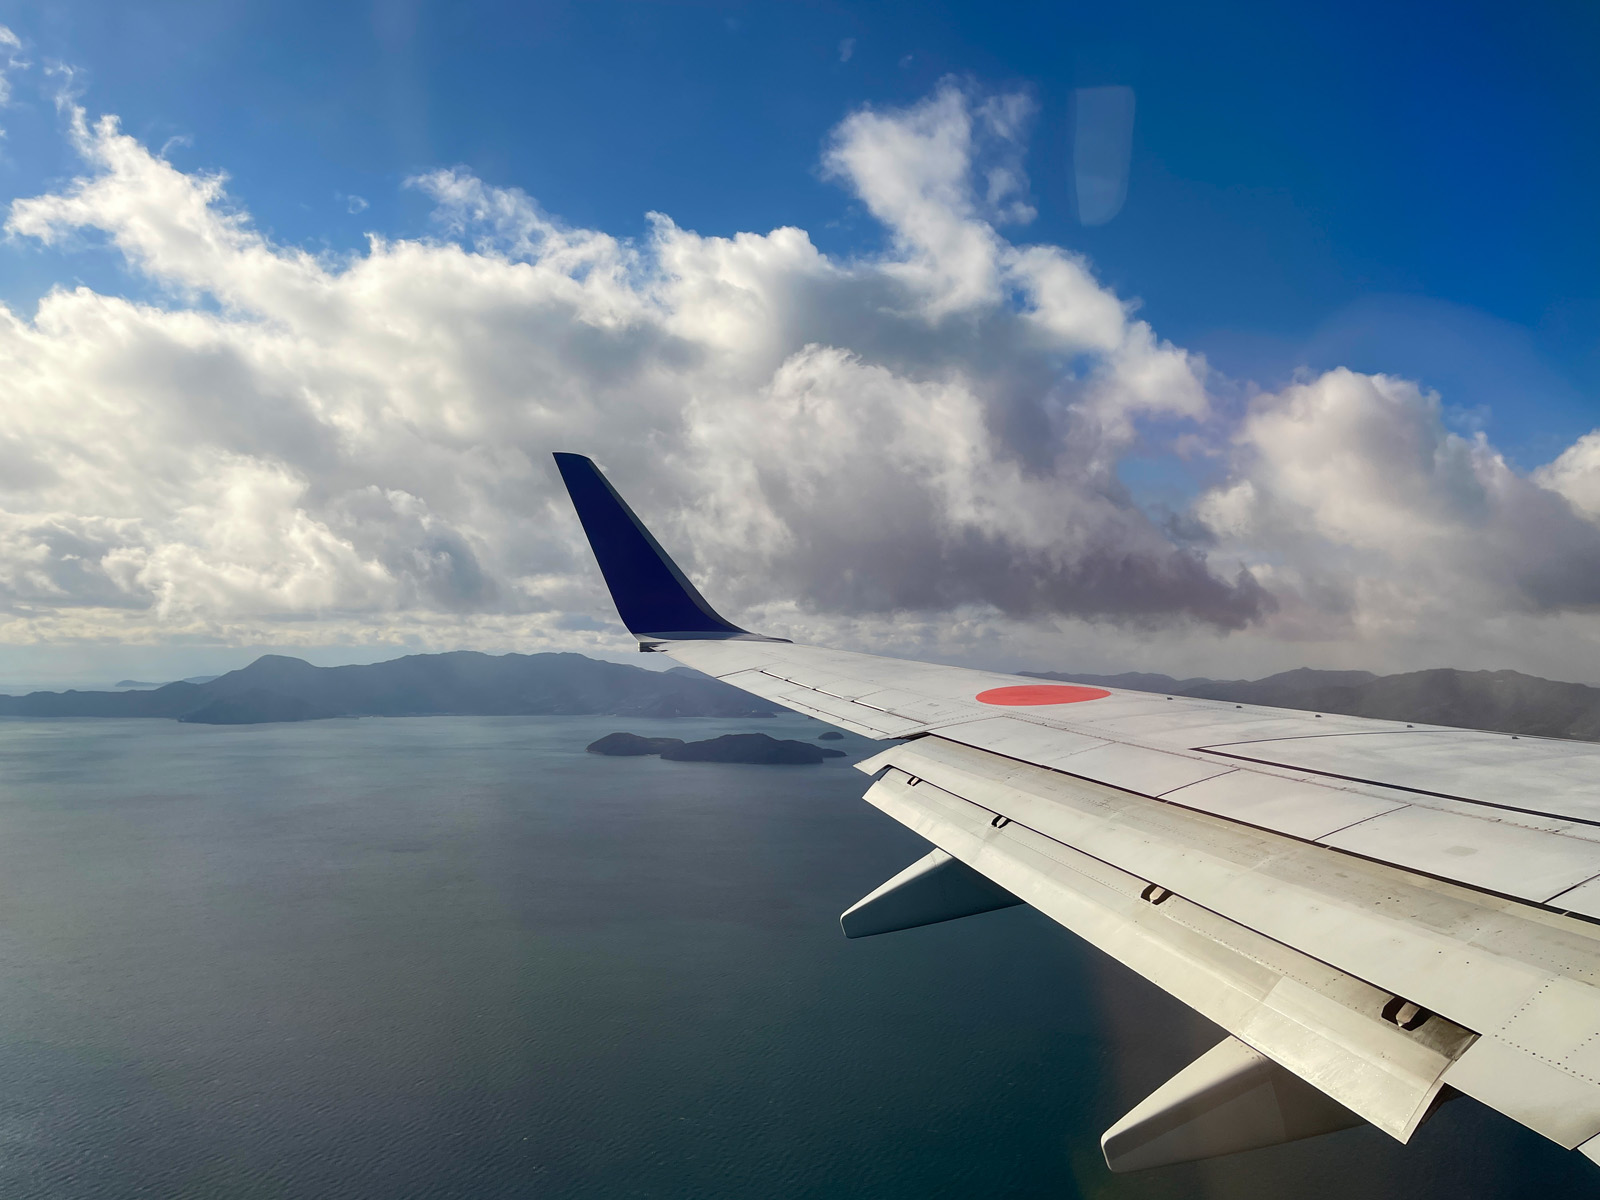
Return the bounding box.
[863,764,1473,1140]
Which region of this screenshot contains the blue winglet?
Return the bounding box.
[553,453,785,646]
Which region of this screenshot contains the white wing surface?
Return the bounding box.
[554,452,1600,1173]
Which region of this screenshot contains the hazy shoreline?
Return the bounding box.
[7,651,1600,742]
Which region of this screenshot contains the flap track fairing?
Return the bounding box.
[840,848,1024,939]
[1101,1035,1367,1172]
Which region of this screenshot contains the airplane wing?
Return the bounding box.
[554,452,1600,1173]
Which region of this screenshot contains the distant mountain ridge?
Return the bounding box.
[1023,666,1600,742]
[0,652,778,724]
[8,654,1600,737]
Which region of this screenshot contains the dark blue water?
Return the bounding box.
[0,714,1584,1198]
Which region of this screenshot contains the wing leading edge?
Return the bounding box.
[554,451,1600,1174]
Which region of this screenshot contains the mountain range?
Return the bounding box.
[0,652,778,724]
[3,653,1600,737]
[1023,667,1600,742]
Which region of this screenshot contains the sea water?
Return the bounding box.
[0,713,1582,1198]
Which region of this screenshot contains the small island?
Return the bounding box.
[817,731,844,741]
[584,732,687,756]
[587,731,847,765]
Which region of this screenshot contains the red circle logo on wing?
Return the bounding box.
[975,684,1111,706]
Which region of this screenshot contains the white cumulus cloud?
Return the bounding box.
[0,80,1597,679]
[1194,369,1600,657]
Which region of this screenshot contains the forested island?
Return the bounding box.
[587,731,848,764]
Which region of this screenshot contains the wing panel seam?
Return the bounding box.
[1549,872,1600,906]
[1202,748,1600,831]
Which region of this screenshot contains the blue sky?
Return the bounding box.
[7,0,1594,459]
[1,0,1598,684]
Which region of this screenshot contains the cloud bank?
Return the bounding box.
[2,82,1599,676]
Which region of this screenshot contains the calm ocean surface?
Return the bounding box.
[0,713,1585,1198]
